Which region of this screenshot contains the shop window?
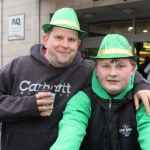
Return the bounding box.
[89,19,132,37]
[136,17,150,34]
[134,42,150,65]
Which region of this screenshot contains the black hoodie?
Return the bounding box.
[0,44,95,150]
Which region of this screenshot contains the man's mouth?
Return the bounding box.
[58,51,69,56]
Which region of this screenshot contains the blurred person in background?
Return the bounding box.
[138,56,149,79]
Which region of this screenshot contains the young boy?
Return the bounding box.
[50,34,150,150]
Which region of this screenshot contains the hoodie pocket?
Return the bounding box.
[5,129,57,150]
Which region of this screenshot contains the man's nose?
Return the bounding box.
[61,39,69,48]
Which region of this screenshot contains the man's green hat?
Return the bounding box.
[90,34,138,61]
[42,7,87,38]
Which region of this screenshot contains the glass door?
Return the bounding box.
[134,42,150,65]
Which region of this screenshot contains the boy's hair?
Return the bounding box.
[95,58,136,67]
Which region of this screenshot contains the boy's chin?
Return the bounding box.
[107,90,121,96]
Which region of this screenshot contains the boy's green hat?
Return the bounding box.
[90,34,138,61]
[42,7,87,38]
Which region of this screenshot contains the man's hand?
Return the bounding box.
[134,90,150,116]
[36,92,54,117]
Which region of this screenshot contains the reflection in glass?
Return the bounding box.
[136,17,150,34]
[89,20,133,37]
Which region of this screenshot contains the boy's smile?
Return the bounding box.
[107,79,119,84]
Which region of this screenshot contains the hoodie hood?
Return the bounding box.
[30,44,82,69]
[30,44,84,92]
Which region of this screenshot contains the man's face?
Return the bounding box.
[43,26,81,68]
[95,58,136,95]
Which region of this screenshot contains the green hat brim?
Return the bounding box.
[42,23,87,39]
[90,54,139,62]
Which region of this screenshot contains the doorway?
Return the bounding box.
[134,42,150,66]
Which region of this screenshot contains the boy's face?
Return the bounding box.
[95,58,136,96]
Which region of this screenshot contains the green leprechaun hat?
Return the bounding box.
[90,34,138,61]
[42,7,87,38]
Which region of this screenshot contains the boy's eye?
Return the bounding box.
[118,65,124,68]
[103,65,109,68]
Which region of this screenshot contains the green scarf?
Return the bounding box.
[92,68,136,100]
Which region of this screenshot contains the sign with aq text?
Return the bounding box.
[8,14,24,40]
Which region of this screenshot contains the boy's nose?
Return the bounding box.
[109,68,117,76]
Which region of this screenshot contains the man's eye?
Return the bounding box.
[69,38,75,42]
[56,36,62,39]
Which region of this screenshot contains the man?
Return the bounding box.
[144,57,150,83]
[138,56,149,79]
[0,7,150,150]
[81,51,88,59]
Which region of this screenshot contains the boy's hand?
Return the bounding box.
[134,90,150,116]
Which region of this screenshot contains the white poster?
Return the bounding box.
[8,14,24,40]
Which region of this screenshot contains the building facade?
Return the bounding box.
[0,0,150,68]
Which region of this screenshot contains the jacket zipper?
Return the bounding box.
[109,100,112,150]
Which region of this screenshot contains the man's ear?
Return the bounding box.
[132,64,137,76]
[78,39,81,47]
[43,34,48,49]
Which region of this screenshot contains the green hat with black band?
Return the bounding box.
[42,7,87,38]
[90,34,138,61]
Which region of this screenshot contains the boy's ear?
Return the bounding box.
[95,68,98,77]
[132,64,137,76]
